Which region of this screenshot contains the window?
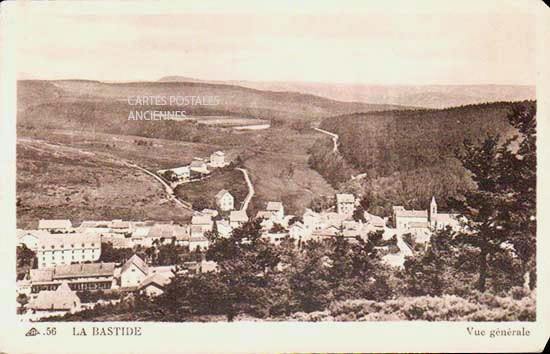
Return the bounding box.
[91,243,95,247]
[71,244,74,248]
[82,244,85,247]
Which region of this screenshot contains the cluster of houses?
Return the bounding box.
[157,151,228,184]
[19,252,217,319]
[17,194,462,319]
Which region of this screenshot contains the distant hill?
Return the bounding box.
[18,79,410,125]
[159,76,535,109]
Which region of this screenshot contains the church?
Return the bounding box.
[393,197,461,232]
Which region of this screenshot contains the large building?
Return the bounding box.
[36,233,101,269]
[393,206,428,230]
[29,262,116,293]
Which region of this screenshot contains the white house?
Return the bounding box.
[171,166,191,181]
[210,151,226,167]
[303,209,321,230]
[38,219,72,232]
[288,222,309,240]
[266,202,284,221]
[215,189,234,211]
[336,194,355,216]
[120,254,149,288]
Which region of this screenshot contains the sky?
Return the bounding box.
[15,0,538,85]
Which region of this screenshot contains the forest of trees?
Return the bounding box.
[310,101,531,216]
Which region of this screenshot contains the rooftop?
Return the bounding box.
[230,210,248,223]
[121,254,148,275]
[139,273,172,290]
[38,219,72,230]
[266,201,283,212]
[215,189,232,201]
[190,160,206,168]
[395,209,428,218]
[38,233,101,250]
[336,194,355,203]
[409,221,430,228]
[30,282,80,310]
[191,215,213,225]
[30,263,116,282]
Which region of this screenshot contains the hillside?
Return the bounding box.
[17,80,409,128]
[310,101,535,216]
[158,76,535,109]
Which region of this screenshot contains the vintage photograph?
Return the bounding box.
[14,1,537,325]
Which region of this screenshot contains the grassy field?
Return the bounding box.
[174,169,249,210]
[16,136,194,229]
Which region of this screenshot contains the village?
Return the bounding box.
[16,148,467,320]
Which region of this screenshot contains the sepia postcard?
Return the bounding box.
[0,0,549,352]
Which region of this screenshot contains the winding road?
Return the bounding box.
[124,162,192,209]
[314,127,339,153]
[236,168,254,212]
[19,136,192,210]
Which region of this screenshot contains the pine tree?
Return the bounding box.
[450,101,536,292]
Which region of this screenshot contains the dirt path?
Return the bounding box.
[236,168,254,212]
[124,162,192,209]
[314,127,339,153]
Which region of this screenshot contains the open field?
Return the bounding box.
[235,126,336,216]
[16,136,195,229]
[17,124,333,224]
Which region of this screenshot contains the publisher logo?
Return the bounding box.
[25,327,40,336]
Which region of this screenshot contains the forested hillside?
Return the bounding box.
[311,101,534,215]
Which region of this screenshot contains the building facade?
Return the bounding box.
[36,233,101,269]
